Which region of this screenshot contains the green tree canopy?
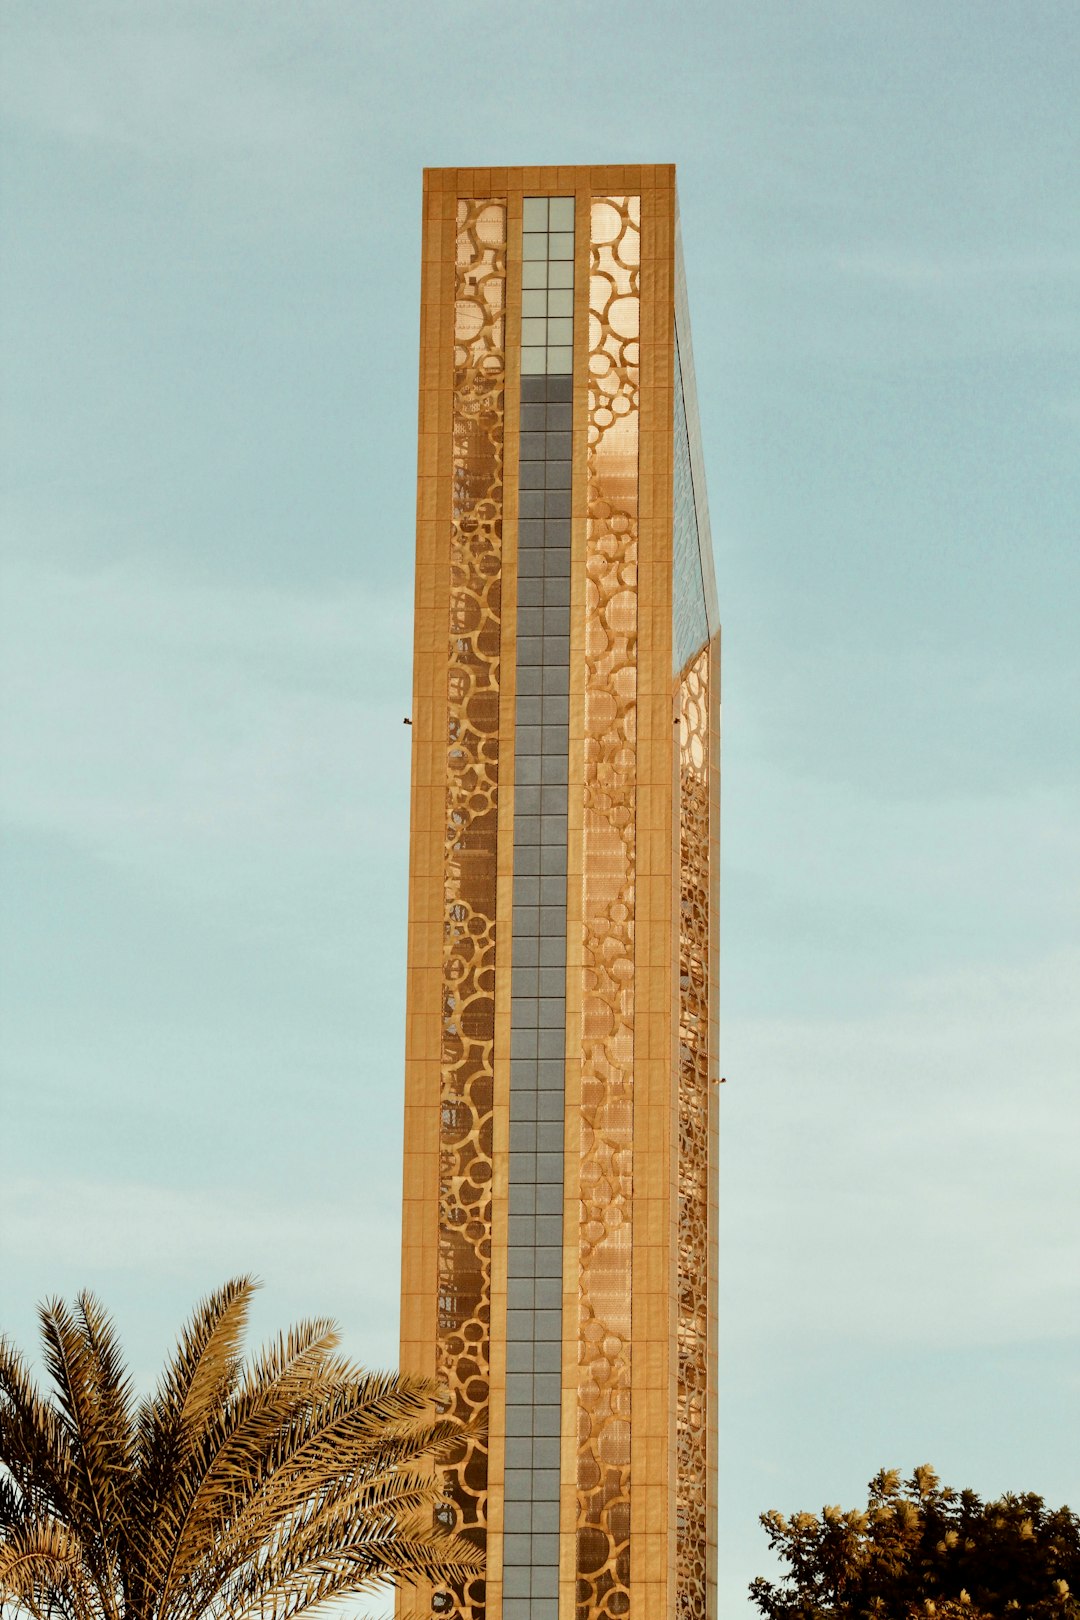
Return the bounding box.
[751,1466,1079,1620]
[0,1277,481,1620]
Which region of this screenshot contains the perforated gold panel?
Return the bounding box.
[578,194,640,1620]
[437,197,506,1620]
[676,646,711,1620]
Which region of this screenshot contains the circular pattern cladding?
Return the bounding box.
[434,196,506,1620]
[677,647,712,1620]
[578,193,640,1620]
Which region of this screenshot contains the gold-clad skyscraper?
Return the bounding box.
[400,165,719,1620]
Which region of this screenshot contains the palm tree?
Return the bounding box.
[0,1277,480,1620]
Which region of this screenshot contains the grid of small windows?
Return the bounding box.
[521,196,575,376]
[673,326,710,673]
[501,198,574,1620]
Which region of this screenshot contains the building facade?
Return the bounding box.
[400,165,719,1620]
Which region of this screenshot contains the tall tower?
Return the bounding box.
[400,165,719,1620]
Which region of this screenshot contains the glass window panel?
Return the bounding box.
[548,197,575,231]
[508,206,575,1597]
[522,197,549,231]
[672,328,710,668]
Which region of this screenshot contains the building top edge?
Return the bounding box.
[422,163,678,191]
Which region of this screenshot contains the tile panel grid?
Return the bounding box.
[502,197,575,1620]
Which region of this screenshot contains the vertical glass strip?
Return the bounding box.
[503,196,575,1620]
[676,645,711,1620]
[434,197,506,1620]
[673,330,710,672]
[578,194,640,1620]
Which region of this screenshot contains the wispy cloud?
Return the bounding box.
[0,557,413,883]
[0,12,346,168]
[0,1173,402,1383]
[2,1172,391,1281]
[722,948,1080,1353]
[835,249,1080,288]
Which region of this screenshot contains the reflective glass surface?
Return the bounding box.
[503,202,575,1609]
[673,325,709,673]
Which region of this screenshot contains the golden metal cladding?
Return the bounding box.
[577,194,640,1620]
[437,196,506,1620]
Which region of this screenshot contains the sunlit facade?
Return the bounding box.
[400,164,719,1620]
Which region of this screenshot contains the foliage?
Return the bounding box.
[750,1466,1080,1620]
[0,1277,481,1620]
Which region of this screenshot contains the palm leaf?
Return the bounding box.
[170,1374,447,1579]
[141,1278,255,1455]
[0,1515,100,1620]
[0,1337,75,1529]
[130,1278,262,1616]
[2,1279,485,1620]
[149,1319,343,1618]
[36,1299,123,1620]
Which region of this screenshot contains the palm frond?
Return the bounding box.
[36,1299,124,1620]
[168,1474,445,1620]
[148,1315,342,1620]
[71,1294,135,1529]
[0,1338,75,1528]
[166,1370,459,1582]
[178,1457,448,1606]
[4,1282,485,1620]
[0,1514,100,1620]
[71,1298,134,1468]
[234,1370,454,1501]
[137,1277,256,1464]
[217,1520,483,1620]
[129,1279,260,1615]
[230,1326,343,1409]
[162,1395,471,1620]
[0,1475,25,1531]
[66,1300,137,1620]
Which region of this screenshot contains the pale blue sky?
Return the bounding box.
[1,1,1078,1613]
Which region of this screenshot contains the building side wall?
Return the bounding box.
[401,166,714,1620]
[706,630,722,1620]
[631,177,678,1620]
[675,643,714,1620]
[401,172,458,1619]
